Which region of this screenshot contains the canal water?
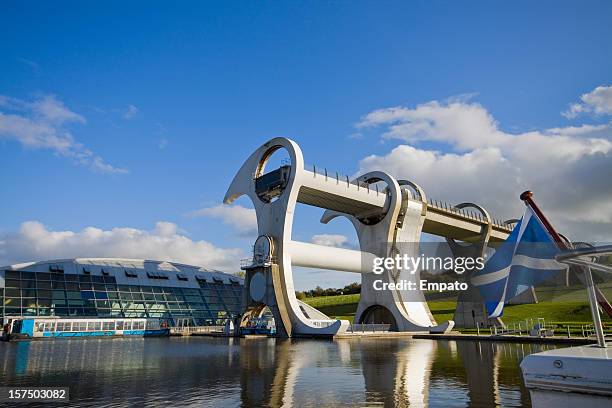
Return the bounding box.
[0,337,558,407]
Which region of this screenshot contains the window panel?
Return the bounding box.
[23,299,37,308]
[5,288,20,297]
[66,291,81,299]
[22,280,36,289]
[65,283,79,291]
[37,308,51,316]
[146,271,169,279]
[103,275,116,283]
[3,297,15,306]
[96,300,110,308]
[80,291,95,300]
[5,271,21,279]
[54,307,69,316]
[51,281,65,289]
[69,307,83,316]
[88,322,102,331]
[119,292,133,300]
[83,308,97,316]
[37,289,52,298]
[37,299,52,307]
[94,291,108,300]
[37,281,52,289]
[97,309,111,317]
[5,306,21,315]
[52,290,66,299]
[4,279,20,288]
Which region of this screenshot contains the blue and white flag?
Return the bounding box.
[471,206,568,318]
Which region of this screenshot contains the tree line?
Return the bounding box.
[295,282,361,300]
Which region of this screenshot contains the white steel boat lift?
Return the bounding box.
[225,137,514,337]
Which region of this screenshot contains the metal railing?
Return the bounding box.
[348,324,391,333]
[170,325,225,334]
[488,318,556,337]
[307,162,514,230]
[240,256,277,269]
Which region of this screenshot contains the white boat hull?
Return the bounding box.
[521,344,612,408]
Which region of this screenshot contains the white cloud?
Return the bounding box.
[358,100,507,151]
[0,221,243,272]
[189,205,257,236]
[0,94,127,174]
[562,85,612,118]
[311,234,349,248]
[123,104,139,120]
[357,94,612,241]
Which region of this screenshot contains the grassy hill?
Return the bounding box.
[302,283,612,333]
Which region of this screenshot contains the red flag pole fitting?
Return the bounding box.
[520,190,569,249]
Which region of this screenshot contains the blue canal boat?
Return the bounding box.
[4,317,169,340]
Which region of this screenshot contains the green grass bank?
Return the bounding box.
[302,284,612,334]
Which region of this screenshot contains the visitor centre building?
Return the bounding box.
[0,258,244,327]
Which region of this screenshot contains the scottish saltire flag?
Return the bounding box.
[471,206,568,318]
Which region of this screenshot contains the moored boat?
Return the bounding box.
[2,317,169,340]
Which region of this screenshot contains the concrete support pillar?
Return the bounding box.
[448,203,504,328]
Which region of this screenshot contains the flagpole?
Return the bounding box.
[520,190,606,347]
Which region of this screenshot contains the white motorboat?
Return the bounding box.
[521,245,612,407]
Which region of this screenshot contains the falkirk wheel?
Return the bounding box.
[224,137,515,337]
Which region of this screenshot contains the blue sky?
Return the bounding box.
[1,2,611,289]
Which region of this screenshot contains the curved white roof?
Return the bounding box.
[1,258,244,287]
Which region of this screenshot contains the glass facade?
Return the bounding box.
[1,270,244,326]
